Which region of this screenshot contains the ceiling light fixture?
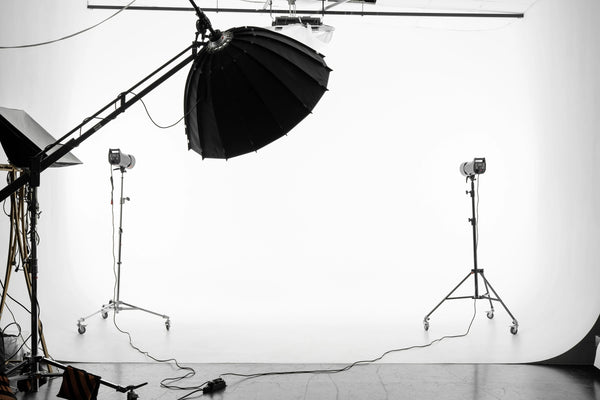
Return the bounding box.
[268,1,335,46]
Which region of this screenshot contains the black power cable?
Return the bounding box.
[173,300,478,399]
[111,314,198,390]
[1,307,27,355]
[0,0,138,49]
[130,92,188,129]
[219,300,478,381]
[0,280,31,314]
[107,165,201,393]
[4,334,31,363]
[126,90,203,130]
[203,180,484,389]
[103,160,480,399]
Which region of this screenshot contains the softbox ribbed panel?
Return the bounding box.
[184,26,331,159]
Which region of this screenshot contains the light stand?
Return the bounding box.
[423,174,519,335]
[3,163,148,398]
[0,0,330,394]
[0,33,203,400]
[77,166,170,334]
[0,166,51,364]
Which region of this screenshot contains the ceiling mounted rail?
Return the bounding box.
[86,4,524,18]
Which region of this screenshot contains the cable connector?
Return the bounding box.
[203,378,226,394]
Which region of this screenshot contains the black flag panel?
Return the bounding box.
[0,374,16,400]
[57,366,101,400]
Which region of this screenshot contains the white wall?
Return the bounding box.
[0,0,599,364]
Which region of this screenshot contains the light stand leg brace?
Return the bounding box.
[422,175,519,335]
[77,167,170,334]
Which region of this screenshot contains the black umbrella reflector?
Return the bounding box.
[184,26,331,159]
[0,107,82,168]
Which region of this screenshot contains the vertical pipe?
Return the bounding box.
[116,169,125,303]
[470,176,479,298]
[29,185,39,391]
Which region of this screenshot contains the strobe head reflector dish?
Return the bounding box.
[460,157,486,177]
[108,148,136,170]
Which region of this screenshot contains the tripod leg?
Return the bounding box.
[479,273,519,334]
[481,273,495,319]
[117,301,170,329]
[423,271,473,330]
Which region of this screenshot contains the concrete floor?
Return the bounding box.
[12,362,600,400]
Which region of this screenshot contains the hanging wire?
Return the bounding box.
[127,91,187,129]
[0,0,138,49]
[126,90,203,130]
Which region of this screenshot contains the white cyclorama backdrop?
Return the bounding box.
[0,0,599,364]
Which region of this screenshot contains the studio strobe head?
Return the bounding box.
[108,148,136,169]
[460,157,486,177]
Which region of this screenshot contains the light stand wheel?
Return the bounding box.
[101,311,109,319]
[510,324,518,335]
[487,311,494,319]
[423,320,429,331]
[78,324,86,335]
[165,319,171,330]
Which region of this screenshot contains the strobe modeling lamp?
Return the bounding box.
[460,157,486,177]
[108,148,135,170]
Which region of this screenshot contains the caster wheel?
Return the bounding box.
[487,311,494,319]
[101,311,109,319]
[423,321,429,331]
[510,325,518,335]
[165,320,171,330]
[78,325,86,334]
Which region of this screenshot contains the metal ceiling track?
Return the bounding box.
[86,4,524,18]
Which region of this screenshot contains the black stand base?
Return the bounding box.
[76,168,170,335]
[5,357,147,399]
[423,268,519,335]
[77,300,170,334]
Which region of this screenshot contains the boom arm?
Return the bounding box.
[0,42,200,200]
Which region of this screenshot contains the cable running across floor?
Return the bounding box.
[176,300,479,399]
